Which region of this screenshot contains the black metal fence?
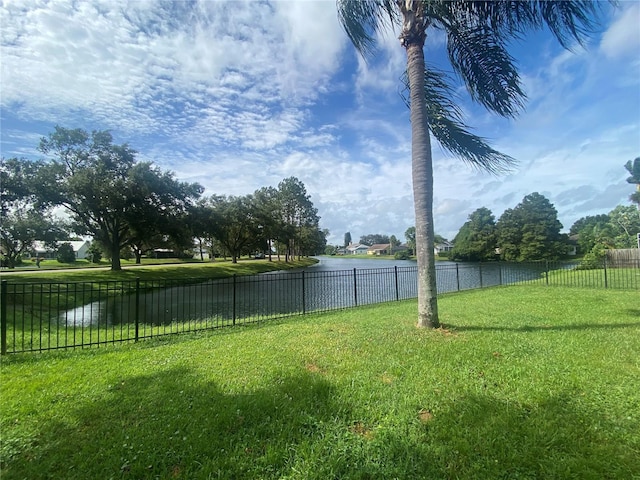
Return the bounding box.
[1,259,638,354]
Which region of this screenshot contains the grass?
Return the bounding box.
[1,286,639,479]
[2,258,318,284]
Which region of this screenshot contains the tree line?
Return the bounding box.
[449,190,639,264]
[1,126,327,270]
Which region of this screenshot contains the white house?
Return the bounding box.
[434,241,454,255]
[367,243,391,255]
[31,240,92,260]
[346,243,370,255]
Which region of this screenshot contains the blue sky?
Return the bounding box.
[1,0,639,246]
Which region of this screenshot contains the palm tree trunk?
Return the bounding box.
[406,42,439,328]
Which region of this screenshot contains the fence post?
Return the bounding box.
[134,278,140,342]
[479,263,483,289]
[353,268,358,307]
[456,263,460,291]
[545,260,549,286]
[1,280,7,355]
[498,263,503,286]
[232,274,237,325]
[302,271,306,314]
[603,256,608,289]
[394,266,399,301]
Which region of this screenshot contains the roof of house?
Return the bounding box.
[368,243,391,251]
[346,243,370,251]
[32,240,90,252]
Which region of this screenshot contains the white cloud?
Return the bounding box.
[600,3,640,59]
[1,1,638,247]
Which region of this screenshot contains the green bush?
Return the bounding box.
[577,243,605,270]
[394,250,410,260]
[86,243,102,263]
[56,243,76,263]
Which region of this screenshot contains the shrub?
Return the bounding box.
[394,250,410,260]
[56,243,76,263]
[577,243,606,270]
[86,243,102,263]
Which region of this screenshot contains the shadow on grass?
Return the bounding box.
[4,367,638,479]
[447,322,640,332]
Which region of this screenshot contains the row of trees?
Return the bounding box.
[1,127,326,270]
[451,193,567,262]
[450,191,640,263]
[570,205,640,267]
[191,178,327,264]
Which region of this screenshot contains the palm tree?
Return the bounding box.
[337,0,606,328]
[624,157,640,208]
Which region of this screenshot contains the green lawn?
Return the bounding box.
[1,286,639,479]
[1,257,318,284]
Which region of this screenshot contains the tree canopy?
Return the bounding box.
[496,192,567,261]
[35,126,204,270]
[359,234,390,246]
[451,207,497,261]
[1,157,67,268]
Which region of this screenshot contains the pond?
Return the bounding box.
[60,257,564,328]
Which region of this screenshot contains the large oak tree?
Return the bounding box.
[37,127,203,270]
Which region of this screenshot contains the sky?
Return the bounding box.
[1,0,639,246]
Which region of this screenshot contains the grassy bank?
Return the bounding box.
[1,286,638,479]
[1,257,318,284]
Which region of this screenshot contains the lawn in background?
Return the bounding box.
[1,286,638,479]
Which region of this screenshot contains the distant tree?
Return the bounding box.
[569,214,612,254]
[389,234,401,248]
[325,245,338,255]
[190,199,221,262]
[359,234,390,246]
[209,195,259,264]
[624,157,640,208]
[451,207,496,261]
[299,227,328,256]
[433,234,448,245]
[607,205,640,248]
[277,177,321,260]
[253,186,283,261]
[344,231,352,247]
[0,208,66,268]
[405,227,416,255]
[1,157,67,268]
[496,192,567,261]
[36,127,202,270]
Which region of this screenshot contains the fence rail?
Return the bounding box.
[1,259,638,354]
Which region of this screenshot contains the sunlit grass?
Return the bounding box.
[2,286,638,479]
[2,258,318,284]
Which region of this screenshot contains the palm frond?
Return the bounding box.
[437,1,609,48]
[401,68,516,174]
[336,0,398,57]
[624,157,640,184]
[444,22,525,118]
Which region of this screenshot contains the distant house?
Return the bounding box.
[367,243,391,256]
[567,234,579,256]
[346,243,370,255]
[31,240,91,260]
[434,241,454,255]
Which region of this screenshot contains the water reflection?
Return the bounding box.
[60,259,561,327]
